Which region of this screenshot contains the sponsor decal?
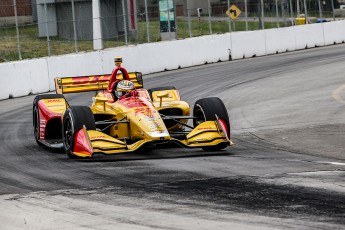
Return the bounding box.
[134,107,157,117]
[69,75,110,85]
[47,99,63,103]
[91,135,107,139]
[47,104,65,108]
[147,131,169,137]
[197,127,213,130]
[193,138,208,142]
[118,97,149,109]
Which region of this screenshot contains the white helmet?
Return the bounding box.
[115,80,135,98]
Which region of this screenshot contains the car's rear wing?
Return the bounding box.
[55,72,143,94]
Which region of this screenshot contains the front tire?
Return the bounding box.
[193,97,230,151]
[62,106,96,158]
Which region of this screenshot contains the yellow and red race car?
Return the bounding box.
[33,59,233,158]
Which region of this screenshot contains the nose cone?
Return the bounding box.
[147,130,170,140]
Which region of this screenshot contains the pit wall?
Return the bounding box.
[1,20,345,100]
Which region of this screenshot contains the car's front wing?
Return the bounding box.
[71,121,233,158]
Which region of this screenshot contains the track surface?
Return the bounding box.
[1,45,345,229]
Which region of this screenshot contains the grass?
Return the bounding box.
[0,18,290,63]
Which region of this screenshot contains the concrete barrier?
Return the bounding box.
[323,20,345,45]
[265,27,296,54]
[1,20,345,100]
[0,58,49,99]
[47,51,103,92]
[294,23,325,49]
[231,30,266,60]
[190,34,231,65]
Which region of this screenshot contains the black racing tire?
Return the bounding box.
[147,86,176,101]
[193,97,230,151]
[62,106,96,159]
[33,94,65,146]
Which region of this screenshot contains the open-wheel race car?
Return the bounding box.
[33,58,233,158]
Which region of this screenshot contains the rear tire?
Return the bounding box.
[33,94,65,146]
[193,97,230,151]
[62,106,95,158]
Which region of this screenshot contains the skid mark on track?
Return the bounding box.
[332,84,345,104]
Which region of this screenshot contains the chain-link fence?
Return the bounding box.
[0,0,343,63]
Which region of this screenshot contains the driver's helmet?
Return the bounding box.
[115,80,135,98]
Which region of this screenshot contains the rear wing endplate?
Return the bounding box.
[55,72,143,94]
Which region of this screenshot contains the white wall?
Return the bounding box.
[1,20,345,100]
[265,27,296,54]
[0,58,49,99]
[231,30,266,59]
[323,20,345,45]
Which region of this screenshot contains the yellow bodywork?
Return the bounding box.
[40,98,68,115]
[53,73,232,157]
[55,72,143,94]
[74,90,232,156]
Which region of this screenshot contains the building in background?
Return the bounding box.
[36,0,137,40]
[0,0,32,26]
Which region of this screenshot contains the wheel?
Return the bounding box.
[62,106,96,158]
[33,94,65,146]
[193,97,230,151]
[147,86,176,101]
[33,106,44,146]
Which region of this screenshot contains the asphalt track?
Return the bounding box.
[1,44,345,229]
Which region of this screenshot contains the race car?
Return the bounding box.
[33,58,233,158]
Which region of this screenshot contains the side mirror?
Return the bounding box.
[156,92,170,108]
[94,97,109,111]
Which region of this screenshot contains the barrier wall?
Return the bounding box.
[323,20,345,45]
[0,58,49,99]
[231,30,266,60]
[1,20,345,100]
[294,23,325,49]
[265,27,296,54]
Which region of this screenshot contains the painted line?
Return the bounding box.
[332,84,345,104]
[319,161,345,166]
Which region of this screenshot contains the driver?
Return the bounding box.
[115,80,135,99]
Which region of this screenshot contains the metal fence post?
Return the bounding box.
[71,0,78,52]
[187,7,192,38]
[275,0,280,28]
[289,0,293,18]
[303,0,308,24]
[43,0,51,56]
[260,0,264,29]
[208,0,212,35]
[244,0,248,31]
[166,0,171,40]
[12,0,22,60]
[317,0,322,19]
[227,0,231,33]
[331,0,335,21]
[144,0,150,43]
[282,0,287,27]
[122,0,128,45]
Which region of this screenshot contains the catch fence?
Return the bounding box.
[0,0,342,63]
